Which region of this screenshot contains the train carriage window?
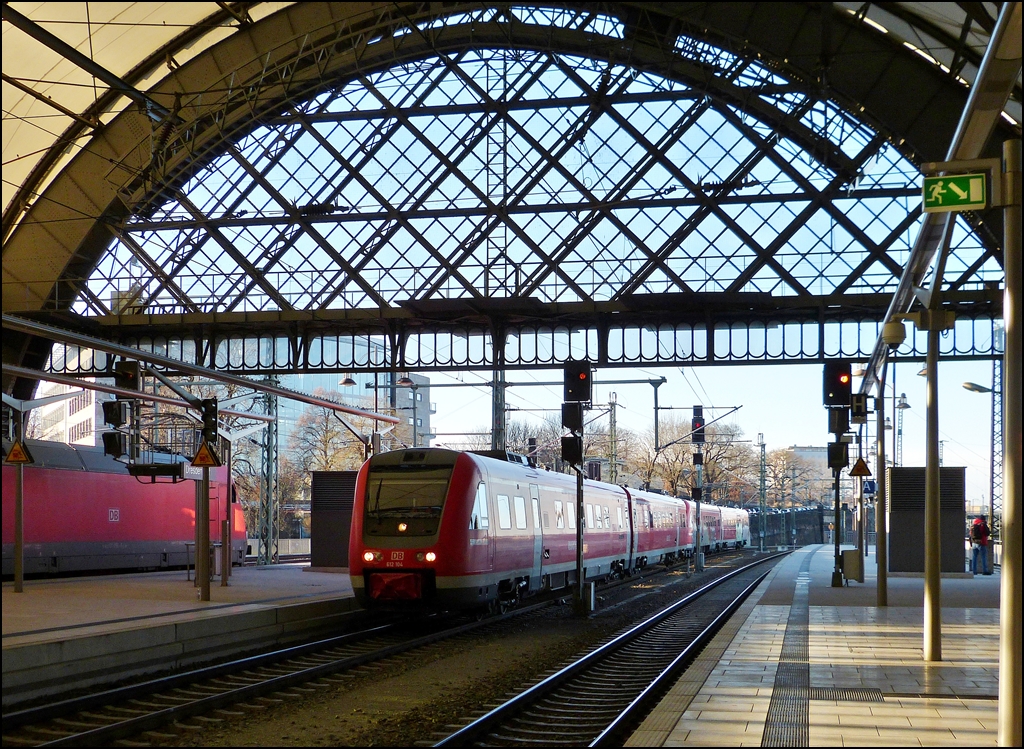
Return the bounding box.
[604,506,611,528]
[617,507,623,529]
[586,503,595,529]
[543,511,550,529]
[513,496,528,530]
[555,500,565,529]
[497,495,512,530]
[567,502,576,529]
[470,482,489,529]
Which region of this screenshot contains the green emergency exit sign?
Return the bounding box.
[922,173,987,213]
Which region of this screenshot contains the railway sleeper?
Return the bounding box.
[490,732,582,745]
[511,720,614,732]
[52,718,108,729]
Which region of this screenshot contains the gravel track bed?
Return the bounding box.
[156,553,760,747]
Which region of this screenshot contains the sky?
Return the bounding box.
[421,358,999,505]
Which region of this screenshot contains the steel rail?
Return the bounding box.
[3,555,721,746]
[434,552,785,746]
[1,622,399,731]
[590,571,768,746]
[3,607,544,747]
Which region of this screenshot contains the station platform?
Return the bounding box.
[629,544,1002,747]
[2,564,356,708]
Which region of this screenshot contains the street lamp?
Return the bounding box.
[339,374,356,387]
[396,376,419,447]
[963,381,992,393]
[895,393,910,467]
[963,380,999,548]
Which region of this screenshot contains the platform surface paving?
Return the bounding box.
[2,563,353,646]
[628,545,1001,747]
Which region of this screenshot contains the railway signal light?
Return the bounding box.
[828,407,850,435]
[200,398,218,444]
[561,435,583,466]
[692,405,705,444]
[562,402,584,433]
[113,360,141,397]
[563,360,592,403]
[828,441,849,470]
[102,400,127,427]
[823,360,852,406]
[102,431,126,458]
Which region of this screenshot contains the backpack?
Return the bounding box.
[970,523,984,542]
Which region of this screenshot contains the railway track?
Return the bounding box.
[0,608,542,748]
[433,552,784,747]
[1,552,756,747]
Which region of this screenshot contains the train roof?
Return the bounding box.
[2,438,187,475]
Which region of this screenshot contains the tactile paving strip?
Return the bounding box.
[760,552,814,747]
[809,686,885,702]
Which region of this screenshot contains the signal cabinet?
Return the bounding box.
[310,471,358,568]
[887,467,966,574]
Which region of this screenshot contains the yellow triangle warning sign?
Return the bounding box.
[849,457,872,477]
[191,440,221,468]
[5,439,34,464]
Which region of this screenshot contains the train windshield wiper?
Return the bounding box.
[376,506,441,517]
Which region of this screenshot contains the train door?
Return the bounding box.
[467,481,493,572]
[675,508,681,552]
[626,491,637,571]
[529,484,543,591]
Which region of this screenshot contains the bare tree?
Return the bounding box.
[652,415,694,496]
[289,388,369,472]
[701,423,757,505]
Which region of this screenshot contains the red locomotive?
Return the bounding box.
[348,448,749,611]
[2,438,246,576]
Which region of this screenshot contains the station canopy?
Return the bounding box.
[2,3,1020,386]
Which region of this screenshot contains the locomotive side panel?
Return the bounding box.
[2,448,240,576]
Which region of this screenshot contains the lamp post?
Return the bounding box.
[964,380,999,573]
[396,373,418,447]
[895,393,910,466]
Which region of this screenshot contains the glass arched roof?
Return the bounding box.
[82,40,997,317]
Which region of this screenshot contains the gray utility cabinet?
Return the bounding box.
[887,467,965,573]
[310,471,358,568]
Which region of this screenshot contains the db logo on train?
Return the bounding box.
[386,551,404,568]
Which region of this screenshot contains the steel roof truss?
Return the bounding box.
[173,190,295,311]
[108,227,198,313]
[221,142,389,309]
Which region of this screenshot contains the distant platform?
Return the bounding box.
[2,563,358,708]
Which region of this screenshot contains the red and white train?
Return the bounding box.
[349,448,750,610]
[2,438,246,576]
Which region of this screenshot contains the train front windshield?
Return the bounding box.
[364,463,453,537]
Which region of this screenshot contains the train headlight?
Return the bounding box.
[398,522,408,532]
[425,551,437,562]
[363,551,375,563]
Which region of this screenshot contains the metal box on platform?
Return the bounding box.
[310,471,358,568]
[887,467,965,573]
